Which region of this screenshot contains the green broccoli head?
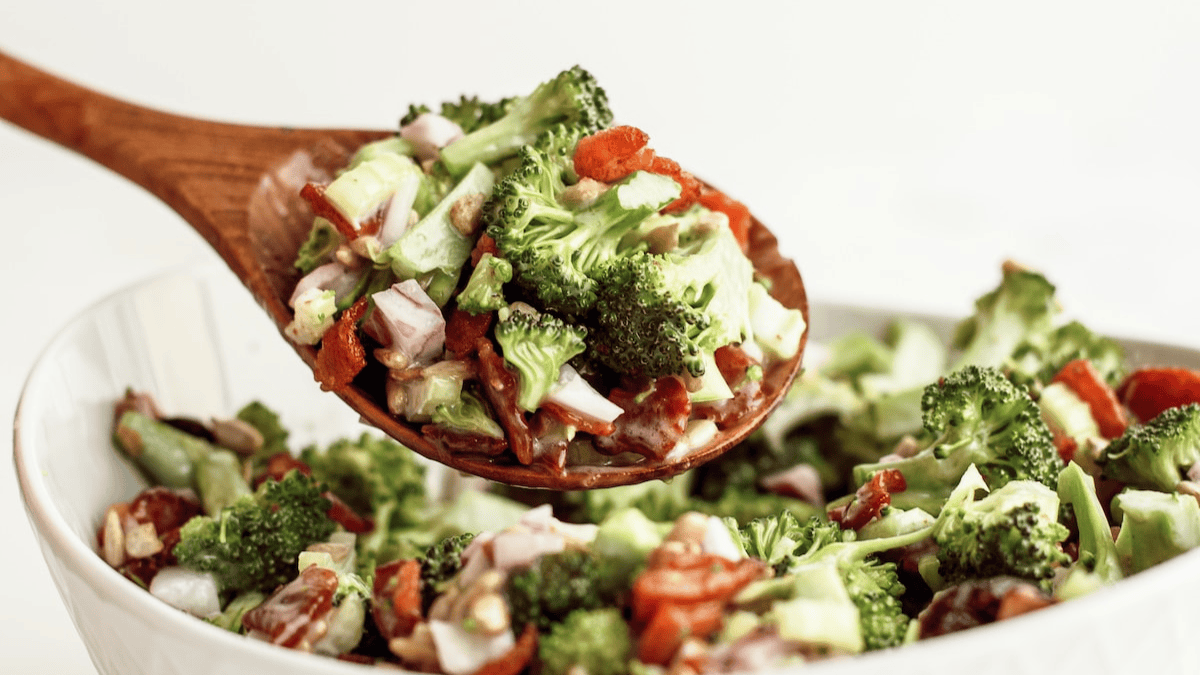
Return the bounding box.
[400,94,518,134]
[504,549,624,634]
[419,532,476,612]
[854,366,1061,513]
[736,511,806,576]
[933,479,1070,589]
[493,307,588,411]
[950,266,1059,372]
[1009,320,1127,389]
[173,471,336,595]
[439,66,613,176]
[456,253,513,315]
[590,226,754,379]
[842,557,911,651]
[1100,403,1200,492]
[538,607,633,675]
[490,169,680,316]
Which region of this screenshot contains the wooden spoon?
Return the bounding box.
[0,50,808,490]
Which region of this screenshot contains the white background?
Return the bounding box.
[4,1,1200,672]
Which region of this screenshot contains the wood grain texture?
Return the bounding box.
[0,50,807,489]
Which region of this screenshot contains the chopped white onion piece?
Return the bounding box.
[400,113,465,162]
[703,515,745,562]
[429,619,515,675]
[544,365,624,424]
[370,280,446,365]
[149,567,221,619]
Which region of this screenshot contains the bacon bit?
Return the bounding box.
[299,182,381,239]
[631,553,766,665]
[539,400,617,437]
[1051,425,1079,464]
[1116,367,1200,423]
[472,622,538,675]
[917,577,1055,639]
[595,376,691,460]
[831,468,907,530]
[422,424,510,457]
[573,125,653,183]
[698,186,751,251]
[373,559,424,640]
[244,565,340,649]
[127,486,202,535]
[1051,359,1130,438]
[648,155,701,214]
[445,308,496,356]
[314,297,369,392]
[256,452,313,486]
[476,338,535,464]
[471,233,499,267]
[323,491,373,534]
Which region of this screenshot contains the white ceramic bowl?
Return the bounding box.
[14,266,1200,675]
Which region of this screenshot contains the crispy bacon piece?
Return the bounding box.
[471,232,499,267]
[595,376,691,460]
[573,125,653,183]
[243,564,340,649]
[314,298,369,392]
[698,186,752,251]
[256,452,313,485]
[372,559,423,640]
[127,486,203,536]
[648,155,701,214]
[1051,359,1130,438]
[299,182,381,239]
[917,577,1055,639]
[445,308,495,356]
[693,345,764,429]
[323,491,373,534]
[539,401,616,437]
[1117,367,1200,423]
[830,468,907,530]
[476,338,534,464]
[631,552,766,665]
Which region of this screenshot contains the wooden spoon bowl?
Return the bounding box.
[0,50,808,489]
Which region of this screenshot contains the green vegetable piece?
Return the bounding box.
[456,253,513,315]
[114,410,216,490]
[504,549,623,634]
[419,533,477,612]
[1112,488,1200,575]
[852,365,1061,513]
[388,162,495,279]
[538,608,633,675]
[195,448,252,516]
[206,591,265,633]
[494,307,587,411]
[1100,403,1200,492]
[294,218,341,274]
[950,267,1059,372]
[173,471,336,595]
[439,66,612,176]
[1056,462,1122,593]
[431,389,505,439]
[324,152,422,229]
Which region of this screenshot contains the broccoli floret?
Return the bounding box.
[590,226,754,378]
[173,471,336,595]
[491,169,680,316]
[538,608,633,675]
[439,66,612,176]
[1099,403,1200,492]
[735,513,932,652]
[431,389,505,439]
[456,253,513,314]
[1112,487,1200,574]
[419,532,476,612]
[950,266,1059,372]
[493,307,588,412]
[300,433,428,570]
[401,94,518,134]
[1056,462,1122,596]
[504,549,623,634]
[853,365,1061,513]
[294,218,342,274]
[735,510,806,575]
[932,478,1070,589]
[1010,320,1127,389]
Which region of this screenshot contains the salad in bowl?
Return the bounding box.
[93,262,1200,674]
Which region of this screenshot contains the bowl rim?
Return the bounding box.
[13,266,1200,674]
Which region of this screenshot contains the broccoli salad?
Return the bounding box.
[100,262,1200,672]
[282,66,806,473]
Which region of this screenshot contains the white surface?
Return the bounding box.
[4,1,1200,672]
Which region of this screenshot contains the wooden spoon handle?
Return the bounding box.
[0,49,385,314]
